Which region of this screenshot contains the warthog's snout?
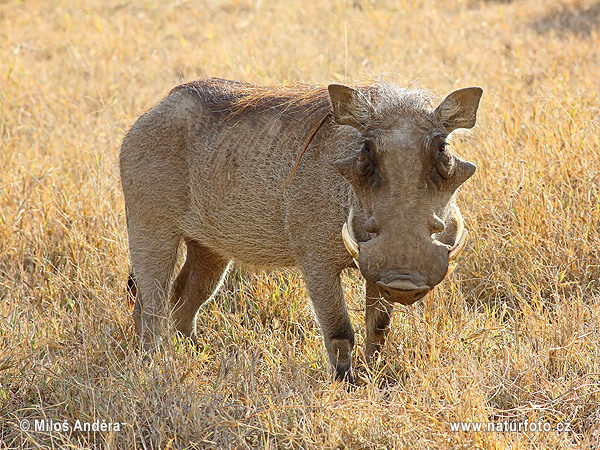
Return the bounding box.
[375,274,431,304]
[342,207,469,305]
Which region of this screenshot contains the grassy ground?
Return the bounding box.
[1,0,599,448]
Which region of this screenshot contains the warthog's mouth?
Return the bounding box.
[341,207,468,281]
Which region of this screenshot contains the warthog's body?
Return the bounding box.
[120,78,482,382]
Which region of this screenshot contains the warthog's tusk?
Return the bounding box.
[446,205,467,277]
[342,223,360,262]
[446,229,468,278]
[448,229,468,263]
[341,208,360,268]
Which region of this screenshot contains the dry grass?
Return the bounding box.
[1,0,599,448]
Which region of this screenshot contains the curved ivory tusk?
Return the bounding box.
[342,222,360,260]
[445,228,467,278]
[448,204,467,263]
[341,207,360,268]
[448,229,468,263]
[446,204,467,277]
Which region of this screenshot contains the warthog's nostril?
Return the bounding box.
[376,279,430,305]
[380,286,392,298]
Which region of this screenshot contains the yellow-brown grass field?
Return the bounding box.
[1,0,600,448]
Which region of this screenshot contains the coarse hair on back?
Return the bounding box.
[169,76,435,126]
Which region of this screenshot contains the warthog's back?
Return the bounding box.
[120,78,354,269]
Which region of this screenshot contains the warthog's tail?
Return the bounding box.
[126,270,137,307]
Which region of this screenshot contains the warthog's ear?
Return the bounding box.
[434,87,483,133]
[328,84,372,133]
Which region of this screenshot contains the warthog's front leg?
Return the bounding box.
[365,281,394,365]
[302,267,355,384]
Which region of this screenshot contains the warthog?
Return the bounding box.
[120,77,482,382]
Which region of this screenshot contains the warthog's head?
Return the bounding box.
[329,83,482,304]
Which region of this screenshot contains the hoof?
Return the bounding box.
[333,364,355,387]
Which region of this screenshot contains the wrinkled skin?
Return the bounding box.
[120,78,482,384]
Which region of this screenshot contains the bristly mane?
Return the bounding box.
[170,77,434,128]
[171,77,325,116]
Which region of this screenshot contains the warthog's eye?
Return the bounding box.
[436,141,455,179]
[357,140,378,184]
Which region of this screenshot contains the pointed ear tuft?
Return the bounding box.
[328,84,372,132]
[434,87,483,133]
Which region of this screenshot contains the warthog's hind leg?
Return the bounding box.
[128,221,181,354]
[364,281,394,366]
[302,266,355,384]
[170,239,230,340]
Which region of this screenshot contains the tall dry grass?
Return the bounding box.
[1,0,599,448]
